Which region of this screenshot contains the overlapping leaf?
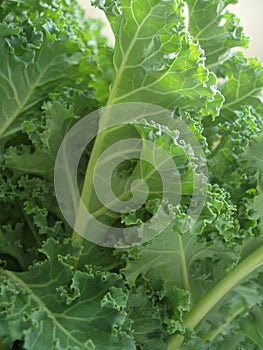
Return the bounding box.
[240,304,263,348]
[220,54,263,119]
[1,0,263,349]
[187,0,248,70]
[0,20,95,146]
[93,0,223,117]
[205,54,263,202]
[0,239,135,350]
[242,134,263,232]
[0,174,64,261]
[120,186,237,295]
[0,0,85,23]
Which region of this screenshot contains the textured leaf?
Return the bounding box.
[1,0,263,349]
[243,133,263,175]
[94,0,223,117]
[240,304,263,348]
[220,54,263,120]
[0,223,38,271]
[203,55,263,222]
[0,20,94,145]
[99,117,207,219]
[4,101,78,179]
[242,134,263,231]
[127,285,172,350]
[203,54,263,153]
[187,0,249,69]
[0,239,135,350]
[0,0,85,23]
[183,276,263,349]
[121,188,236,295]
[207,106,262,183]
[0,172,67,277]
[3,87,99,180]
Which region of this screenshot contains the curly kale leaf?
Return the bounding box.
[0,239,135,350]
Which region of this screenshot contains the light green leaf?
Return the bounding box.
[0,0,85,23]
[121,190,236,295]
[242,134,263,231]
[0,174,62,248]
[243,133,263,174]
[203,55,263,157]
[220,54,263,120]
[0,20,94,145]
[207,106,262,183]
[95,0,223,117]
[240,305,263,348]
[187,0,249,70]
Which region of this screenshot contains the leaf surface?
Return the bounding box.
[187,0,248,69]
[0,239,135,350]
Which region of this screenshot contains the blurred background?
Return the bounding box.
[78,0,263,60]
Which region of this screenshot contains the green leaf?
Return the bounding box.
[240,304,263,348]
[203,55,263,218]
[0,0,85,23]
[184,275,263,349]
[92,46,115,104]
[203,55,263,158]
[242,134,263,232]
[243,133,263,175]
[0,239,135,350]
[0,173,65,251]
[187,0,249,70]
[167,240,263,349]
[4,87,99,180]
[0,223,38,271]
[121,190,236,295]
[128,285,171,350]
[207,106,262,182]
[107,117,207,214]
[78,0,225,242]
[78,110,209,247]
[130,120,204,197]
[220,54,263,120]
[97,0,223,117]
[1,0,263,349]
[0,20,94,145]
[4,101,78,179]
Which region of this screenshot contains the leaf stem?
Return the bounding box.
[167,244,263,350]
[178,234,191,292]
[202,304,245,342]
[71,6,156,245]
[71,128,108,245]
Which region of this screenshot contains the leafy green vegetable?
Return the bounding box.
[97,0,223,117]
[0,0,263,349]
[1,239,134,349]
[187,0,249,70]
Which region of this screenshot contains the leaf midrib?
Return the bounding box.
[107,3,159,105]
[222,86,263,111]
[0,60,53,139]
[4,269,84,347]
[178,234,191,291]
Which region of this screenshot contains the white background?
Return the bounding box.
[78,0,263,60]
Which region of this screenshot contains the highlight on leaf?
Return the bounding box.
[0,0,263,349]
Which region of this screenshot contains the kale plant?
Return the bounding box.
[0,0,263,349]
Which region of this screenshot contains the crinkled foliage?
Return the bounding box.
[0,0,263,349]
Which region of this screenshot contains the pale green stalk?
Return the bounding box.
[167,244,263,349]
